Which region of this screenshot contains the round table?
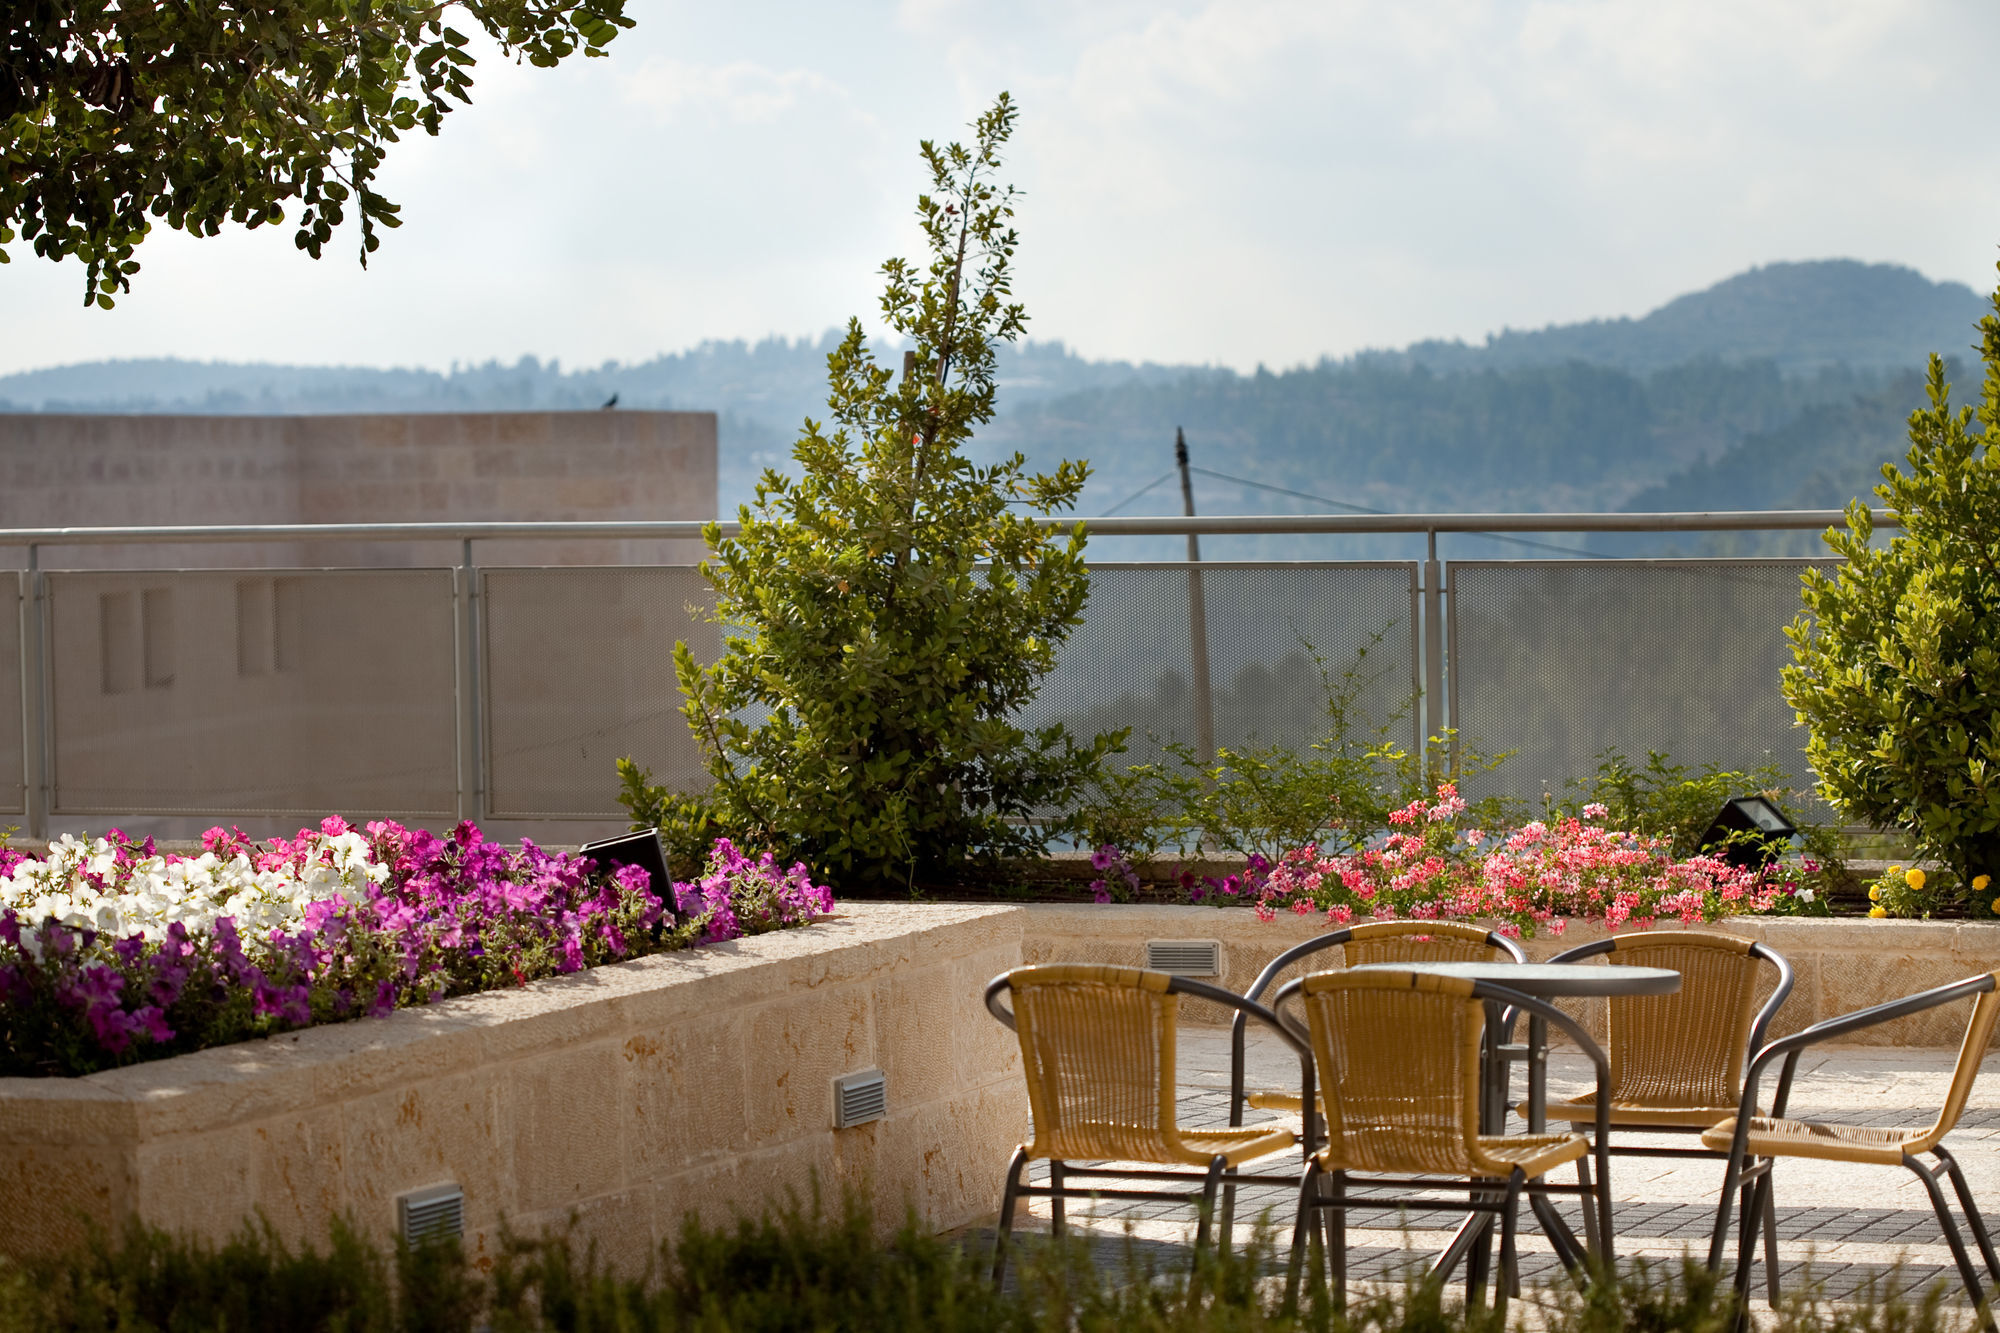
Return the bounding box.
[1347,959,1683,1278]
[1350,959,1682,998]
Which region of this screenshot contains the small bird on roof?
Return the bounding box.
[601,392,619,409]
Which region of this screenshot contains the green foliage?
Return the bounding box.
[0,1190,1961,1333]
[1783,268,2000,889]
[1076,633,1511,867]
[1562,748,1839,865]
[615,757,728,884]
[671,94,1121,891]
[1,0,633,305]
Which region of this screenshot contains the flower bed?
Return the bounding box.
[1086,785,1824,934]
[0,823,831,1077]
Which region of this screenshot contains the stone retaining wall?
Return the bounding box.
[0,902,1027,1266]
[1017,904,2000,1048]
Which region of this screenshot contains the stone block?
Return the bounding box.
[497,1042,627,1212]
[621,1012,751,1177]
[0,1143,135,1256]
[872,965,959,1111]
[247,1107,352,1247]
[341,1071,512,1244]
[743,984,875,1146]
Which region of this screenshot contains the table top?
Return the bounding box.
[1349,960,1682,998]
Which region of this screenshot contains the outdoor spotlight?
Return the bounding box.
[578,829,673,897]
[1697,796,1797,870]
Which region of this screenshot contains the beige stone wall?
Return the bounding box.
[1016,903,2000,1048]
[0,411,716,568]
[0,902,1028,1268]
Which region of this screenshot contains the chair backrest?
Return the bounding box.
[1914,975,2000,1152]
[1004,964,1188,1163]
[1291,969,1493,1176]
[1598,931,1771,1109]
[1343,920,1519,968]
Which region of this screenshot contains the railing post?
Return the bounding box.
[21,547,49,841]
[1423,528,1445,769]
[455,538,484,825]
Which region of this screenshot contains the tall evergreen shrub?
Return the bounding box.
[1784,265,2000,888]
[657,94,1119,890]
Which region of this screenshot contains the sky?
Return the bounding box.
[2,0,1997,378]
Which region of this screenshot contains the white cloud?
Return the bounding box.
[1,0,1994,377]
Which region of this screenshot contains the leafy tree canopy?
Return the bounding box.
[1,0,633,306]
[1784,263,2000,884]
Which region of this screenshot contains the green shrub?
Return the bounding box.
[1562,748,1845,873]
[644,93,1121,893]
[1076,632,1510,870]
[1783,269,2000,890]
[0,1192,1962,1333]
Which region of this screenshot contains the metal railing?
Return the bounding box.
[3,510,1890,837]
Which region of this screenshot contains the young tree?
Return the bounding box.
[2,0,633,306]
[1783,265,2000,888]
[665,93,1119,891]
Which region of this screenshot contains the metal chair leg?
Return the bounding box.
[1575,1149,1603,1257]
[1937,1146,2000,1287]
[1732,1163,1760,1307]
[1285,1159,1324,1311]
[1709,1151,1746,1272]
[1336,1160,1352,1304]
[1909,1156,1998,1332]
[1466,1186,1494,1309]
[1049,1160,1067,1239]
[992,1146,1029,1287]
[1194,1155,1227,1254]
[1759,1167,1782,1306]
[1496,1171,1525,1320]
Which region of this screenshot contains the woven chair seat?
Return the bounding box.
[1702,1115,1941,1166]
[1315,1129,1590,1180]
[1538,1095,1747,1130]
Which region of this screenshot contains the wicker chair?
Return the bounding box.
[1230,921,1528,1127]
[1705,971,2000,1324]
[1525,931,1792,1290]
[1272,968,1613,1316]
[983,964,1312,1285]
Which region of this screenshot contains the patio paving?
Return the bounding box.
[961,1027,2000,1313]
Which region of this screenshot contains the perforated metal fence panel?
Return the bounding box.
[1015,563,1423,767]
[0,574,22,814]
[1447,560,1831,813]
[481,567,718,818]
[46,569,458,818]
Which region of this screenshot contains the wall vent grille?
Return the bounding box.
[832,1069,888,1128]
[398,1183,465,1246]
[1145,940,1222,976]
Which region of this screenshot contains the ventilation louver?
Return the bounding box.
[832,1069,888,1128]
[398,1183,465,1246]
[1145,940,1222,976]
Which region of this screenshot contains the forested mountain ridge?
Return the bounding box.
[1,259,1985,526]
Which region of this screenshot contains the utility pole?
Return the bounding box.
[1175,427,1217,765]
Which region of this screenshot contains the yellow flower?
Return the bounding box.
[1869,906,1888,918]
[1990,898,2000,916]
[1889,865,1903,876]
[1905,868,1926,891]
[1977,875,1992,892]
[1868,885,1881,901]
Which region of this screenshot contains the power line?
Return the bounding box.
[1187,466,1600,558]
[1098,469,1178,517]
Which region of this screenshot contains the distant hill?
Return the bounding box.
[1,259,1987,537]
[1373,260,1988,376]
